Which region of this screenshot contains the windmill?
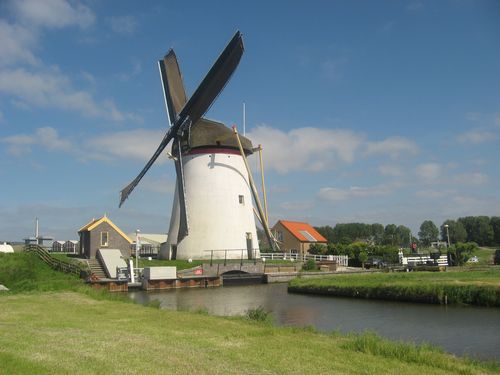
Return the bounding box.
[119,31,276,260]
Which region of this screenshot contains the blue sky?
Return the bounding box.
[1,0,499,241]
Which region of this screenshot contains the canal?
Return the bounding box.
[129,283,500,360]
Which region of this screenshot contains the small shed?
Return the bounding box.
[63,240,79,253]
[52,241,65,252]
[271,220,327,256]
[78,215,132,259]
[0,242,14,253]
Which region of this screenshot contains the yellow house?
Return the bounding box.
[271,220,327,255]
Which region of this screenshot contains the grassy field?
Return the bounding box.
[474,247,497,265]
[1,291,499,375]
[1,253,499,374]
[289,269,500,306]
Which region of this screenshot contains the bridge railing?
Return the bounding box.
[260,253,349,267]
[204,248,260,266]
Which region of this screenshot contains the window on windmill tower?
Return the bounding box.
[239,195,245,205]
[100,231,109,247]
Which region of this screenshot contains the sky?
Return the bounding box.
[1,0,499,242]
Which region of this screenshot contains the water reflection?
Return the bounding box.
[129,283,500,360]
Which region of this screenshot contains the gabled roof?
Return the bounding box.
[78,215,132,244]
[275,220,327,243]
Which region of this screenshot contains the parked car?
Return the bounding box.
[467,256,479,263]
[365,258,387,269]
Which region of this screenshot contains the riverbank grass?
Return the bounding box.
[1,292,499,375]
[289,269,500,306]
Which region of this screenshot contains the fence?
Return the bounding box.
[204,248,260,266]
[260,253,349,267]
[25,244,86,276]
[399,251,448,267]
[131,245,160,257]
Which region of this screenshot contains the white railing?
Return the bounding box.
[399,251,448,267]
[260,253,348,267]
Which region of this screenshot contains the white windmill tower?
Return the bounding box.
[119,31,277,260]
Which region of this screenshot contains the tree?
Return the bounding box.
[418,220,439,247]
[458,216,494,246]
[315,225,335,243]
[440,220,467,244]
[370,223,385,245]
[395,225,411,247]
[490,217,500,246]
[383,224,397,245]
[358,250,368,269]
[448,242,478,266]
[308,243,327,255]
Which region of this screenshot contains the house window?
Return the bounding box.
[100,231,109,247]
[238,195,245,205]
[275,230,283,242]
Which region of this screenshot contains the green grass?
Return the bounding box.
[289,269,500,306]
[0,292,498,375]
[0,253,83,292]
[474,247,497,265]
[1,252,499,373]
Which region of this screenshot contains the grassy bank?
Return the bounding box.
[288,269,500,306]
[1,292,499,375]
[1,253,499,373]
[0,252,83,292]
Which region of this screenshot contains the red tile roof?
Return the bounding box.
[277,220,327,243]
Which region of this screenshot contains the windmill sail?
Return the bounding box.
[159,51,190,241]
[159,50,187,124]
[119,30,244,207]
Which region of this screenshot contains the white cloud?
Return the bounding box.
[378,164,403,176]
[108,16,137,35]
[415,163,442,181]
[0,20,38,67]
[0,68,137,121]
[365,136,419,159]
[456,130,497,144]
[84,129,167,162]
[0,2,135,122]
[11,0,95,29]
[280,201,315,211]
[2,126,72,156]
[318,185,392,201]
[452,172,489,186]
[247,125,363,174]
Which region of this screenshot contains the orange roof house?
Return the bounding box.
[271,220,327,255]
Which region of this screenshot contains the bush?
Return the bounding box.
[246,306,273,324]
[302,259,317,271]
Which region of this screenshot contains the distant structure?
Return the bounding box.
[0,242,14,253]
[78,215,132,259]
[63,240,79,253]
[127,233,168,257]
[24,217,53,247]
[51,240,65,252]
[50,240,79,253]
[271,220,327,256]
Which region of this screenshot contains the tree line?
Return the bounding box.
[315,216,500,248]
